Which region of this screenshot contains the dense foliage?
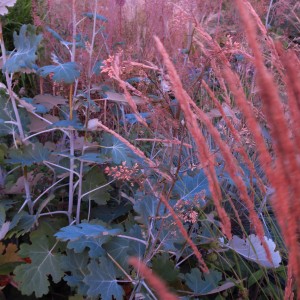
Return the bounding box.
[0,0,299,299]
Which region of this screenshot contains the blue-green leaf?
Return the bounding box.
[4,25,42,73]
[90,200,132,223]
[7,212,36,238]
[76,153,108,164]
[103,237,130,271]
[61,250,90,295]
[38,62,80,84]
[127,225,146,258]
[183,268,222,295]
[21,97,49,114]
[101,133,138,166]
[5,143,50,166]
[81,167,112,205]
[50,117,83,130]
[174,170,210,204]
[14,231,64,298]
[46,28,86,48]
[55,222,121,242]
[123,113,151,125]
[0,89,14,136]
[67,236,109,258]
[83,12,108,22]
[133,194,165,227]
[84,257,124,300]
[46,26,64,42]
[55,223,121,258]
[92,60,103,75]
[152,253,179,283]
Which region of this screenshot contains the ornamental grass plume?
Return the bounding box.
[192,0,300,289]
[154,36,232,241]
[156,1,300,290]
[154,34,273,263]
[201,79,266,194]
[285,261,295,300]
[194,12,284,263]
[235,0,300,291]
[129,257,179,300]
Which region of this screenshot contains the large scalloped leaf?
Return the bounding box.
[7,212,35,238]
[50,116,83,130]
[20,97,49,114]
[33,94,67,109]
[38,61,80,84]
[183,268,222,295]
[103,237,130,271]
[0,0,17,16]
[67,236,109,258]
[76,152,108,164]
[55,222,121,242]
[174,169,210,204]
[84,257,124,300]
[46,27,86,49]
[55,223,121,257]
[133,194,165,227]
[92,60,103,75]
[152,253,179,284]
[5,142,50,166]
[127,224,146,258]
[90,200,132,223]
[81,167,112,205]
[101,133,139,166]
[61,250,90,295]
[14,232,64,298]
[4,25,42,73]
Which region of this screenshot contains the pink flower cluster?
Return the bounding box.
[104,162,141,185]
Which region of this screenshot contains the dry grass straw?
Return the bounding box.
[104,53,149,127]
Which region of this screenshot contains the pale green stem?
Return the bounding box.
[0,21,33,213]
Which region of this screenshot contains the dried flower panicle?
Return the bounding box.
[101,55,116,78]
[104,162,142,185]
[174,190,206,224]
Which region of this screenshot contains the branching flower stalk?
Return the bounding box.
[0,21,33,214]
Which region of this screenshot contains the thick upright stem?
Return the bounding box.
[76,0,98,224]
[67,0,77,223]
[0,21,33,213]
